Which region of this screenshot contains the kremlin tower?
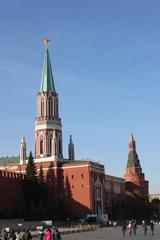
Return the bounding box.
[35,41,63,161]
[124,133,148,199]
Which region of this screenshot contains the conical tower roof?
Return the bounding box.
[40,46,56,92]
[127,133,141,169]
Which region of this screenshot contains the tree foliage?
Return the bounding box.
[38,164,45,184]
[26,151,37,181]
[112,193,151,221]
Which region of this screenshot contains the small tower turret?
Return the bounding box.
[20,136,27,165]
[68,134,75,160]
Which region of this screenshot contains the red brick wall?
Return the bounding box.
[0,171,25,213]
[63,162,91,210]
[19,160,106,218]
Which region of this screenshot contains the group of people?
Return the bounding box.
[142,220,154,236]
[38,227,61,240]
[0,227,61,240]
[121,220,137,236]
[0,228,32,240]
[121,220,154,236]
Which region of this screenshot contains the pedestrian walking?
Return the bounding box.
[132,221,137,235]
[38,228,44,240]
[16,231,22,240]
[23,229,32,240]
[1,229,7,240]
[121,221,127,236]
[8,229,16,240]
[128,222,132,237]
[142,221,147,236]
[52,227,56,240]
[113,221,117,227]
[150,221,154,235]
[45,228,53,240]
[54,228,61,240]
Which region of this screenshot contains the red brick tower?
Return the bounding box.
[35,42,63,160]
[124,133,148,199]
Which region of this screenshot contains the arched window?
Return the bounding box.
[40,139,43,154]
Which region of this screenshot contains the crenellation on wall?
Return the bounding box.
[0,170,26,180]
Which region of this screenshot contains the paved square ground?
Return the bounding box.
[62,225,160,240]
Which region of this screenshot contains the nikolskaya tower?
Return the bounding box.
[35,40,63,161]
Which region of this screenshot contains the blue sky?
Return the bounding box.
[0,0,159,193]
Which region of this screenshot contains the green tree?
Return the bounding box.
[38,164,45,184]
[26,151,37,181]
[151,199,160,220]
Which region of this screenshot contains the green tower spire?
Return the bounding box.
[40,46,56,92]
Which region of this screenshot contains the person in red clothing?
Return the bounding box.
[45,228,53,240]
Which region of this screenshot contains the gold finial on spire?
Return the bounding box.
[43,38,50,46]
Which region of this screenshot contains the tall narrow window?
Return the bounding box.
[40,139,43,154]
[49,137,52,155]
[56,99,59,116]
[46,101,48,117]
[54,101,56,117]
[41,102,42,116]
[41,100,44,117]
[50,101,53,117]
[49,97,53,117]
[54,97,58,117]
[59,139,62,156]
[35,143,37,156]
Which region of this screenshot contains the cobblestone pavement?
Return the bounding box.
[62,225,160,240]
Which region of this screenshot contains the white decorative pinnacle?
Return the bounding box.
[21,135,26,143]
